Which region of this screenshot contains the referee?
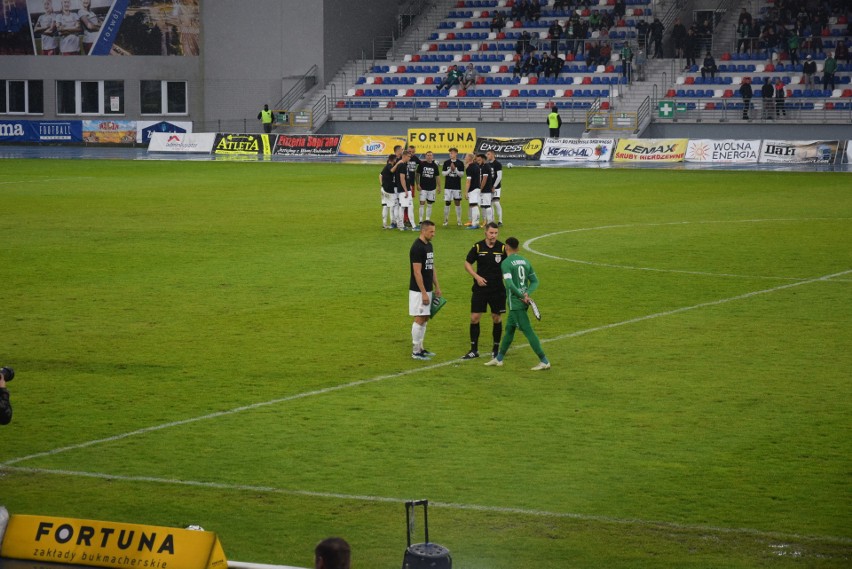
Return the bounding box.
[461,222,505,359]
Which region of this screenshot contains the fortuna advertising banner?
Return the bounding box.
[272,134,342,156]
[540,138,614,162]
[148,132,216,153]
[0,514,228,569]
[213,133,273,155]
[474,137,544,160]
[0,120,83,142]
[338,135,407,157]
[685,139,761,163]
[758,140,840,164]
[407,128,477,154]
[613,138,688,162]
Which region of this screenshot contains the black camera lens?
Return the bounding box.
[0,367,14,382]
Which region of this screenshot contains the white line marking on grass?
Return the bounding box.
[3,269,850,468]
[0,177,97,185]
[3,465,850,546]
[525,218,851,281]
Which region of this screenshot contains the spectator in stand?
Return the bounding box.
[540,52,552,77]
[511,0,526,22]
[437,65,462,92]
[515,30,532,55]
[490,11,506,33]
[700,51,717,80]
[836,41,849,66]
[636,19,648,52]
[527,0,541,22]
[548,19,563,56]
[585,42,600,67]
[684,28,698,70]
[620,43,633,81]
[599,42,611,65]
[774,79,786,118]
[761,77,774,119]
[787,32,800,66]
[737,18,752,53]
[589,11,601,31]
[460,63,478,90]
[549,54,565,78]
[553,0,569,12]
[650,18,664,58]
[802,54,817,89]
[738,7,752,28]
[822,52,837,92]
[739,76,753,119]
[614,0,625,18]
[671,18,686,59]
[512,54,524,78]
[525,52,541,77]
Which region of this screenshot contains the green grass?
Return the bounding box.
[1,161,851,568]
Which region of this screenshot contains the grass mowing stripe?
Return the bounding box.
[4,465,850,546]
[4,268,848,468]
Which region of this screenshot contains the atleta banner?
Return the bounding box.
[0,514,227,569]
[474,137,544,160]
[1,0,200,56]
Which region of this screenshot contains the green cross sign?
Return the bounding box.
[658,100,674,118]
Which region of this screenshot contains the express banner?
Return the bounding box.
[0,514,227,569]
[0,120,83,143]
[407,128,476,154]
[685,139,760,163]
[272,134,341,156]
[540,138,614,162]
[213,133,273,156]
[338,135,406,157]
[474,137,544,160]
[82,120,136,144]
[758,140,840,164]
[3,0,201,56]
[148,132,215,153]
[613,138,688,162]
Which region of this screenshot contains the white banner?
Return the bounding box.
[846,141,852,163]
[137,121,194,143]
[758,140,840,164]
[540,138,615,162]
[148,132,216,153]
[685,139,761,163]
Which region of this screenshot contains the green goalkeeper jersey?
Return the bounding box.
[501,253,539,311]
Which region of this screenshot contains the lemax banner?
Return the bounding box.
[82,120,136,144]
[338,135,406,157]
[407,128,476,154]
[148,132,215,153]
[272,134,341,156]
[137,121,192,144]
[474,137,544,160]
[685,139,761,163]
[613,138,688,162]
[213,133,272,156]
[758,140,840,164]
[0,120,83,143]
[540,138,614,162]
[0,514,227,569]
[2,0,200,56]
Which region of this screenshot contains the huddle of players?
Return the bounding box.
[380,145,504,231]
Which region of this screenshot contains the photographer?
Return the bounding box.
[0,367,13,425]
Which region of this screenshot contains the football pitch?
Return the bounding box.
[1,159,850,569]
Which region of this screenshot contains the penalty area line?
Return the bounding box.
[2,465,850,546]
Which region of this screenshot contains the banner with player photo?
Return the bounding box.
[613,138,688,162]
[540,138,614,162]
[272,134,342,156]
[338,135,407,157]
[1,0,200,56]
[474,137,544,160]
[757,140,840,164]
[685,139,760,163]
[82,119,135,143]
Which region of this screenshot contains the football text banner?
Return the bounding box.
[0,514,228,569]
[407,128,477,154]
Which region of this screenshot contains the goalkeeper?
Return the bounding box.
[485,237,550,370]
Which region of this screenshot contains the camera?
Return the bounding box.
[0,367,14,382]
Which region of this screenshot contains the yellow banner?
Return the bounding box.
[0,514,227,569]
[338,135,407,156]
[407,128,477,154]
[612,138,688,162]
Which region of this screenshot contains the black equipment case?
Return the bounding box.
[401,500,452,569]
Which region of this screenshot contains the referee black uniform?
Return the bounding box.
[462,232,506,359]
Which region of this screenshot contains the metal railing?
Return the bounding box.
[653,97,852,123]
[327,98,594,123]
[273,65,318,113]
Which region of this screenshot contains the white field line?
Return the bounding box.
[3,465,850,546]
[0,177,97,185]
[3,268,850,469]
[525,218,852,281]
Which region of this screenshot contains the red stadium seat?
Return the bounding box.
[464,21,472,28]
[544,101,555,108]
[601,101,610,109]
[398,65,406,72]
[481,43,490,51]
[387,101,396,108]
[447,33,456,40]
[825,102,835,109]
[582,9,591,16]
[665,89,676,97]
[723,89,733,98]
[721,52,731,61]
[429,44,437,51]
[582,76,592,84]
[764,63,775,72]
[405,89,415,97]
[497,32,506,39]
[491,101,502,108]
[529,76,538,84]
[412,54,421,62]
[476,77,486,84]
[482,11,489,18]
[336,100,345,108]
[510,89,520,97]
[566,53,575,62]
[513,20,522,28]
[462,54,471,61]
[843,89,852,97]
[374,77,383,84]
[425,76,434,84]
[564,89,574,97]
[499,65,509,72]
[439,101,449,108]
[355,89,365,96]
[605,65,614,73]
[456,1,464,7]
[685,76,694,84]
[705,102,715,109]
[458,89,467,96]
